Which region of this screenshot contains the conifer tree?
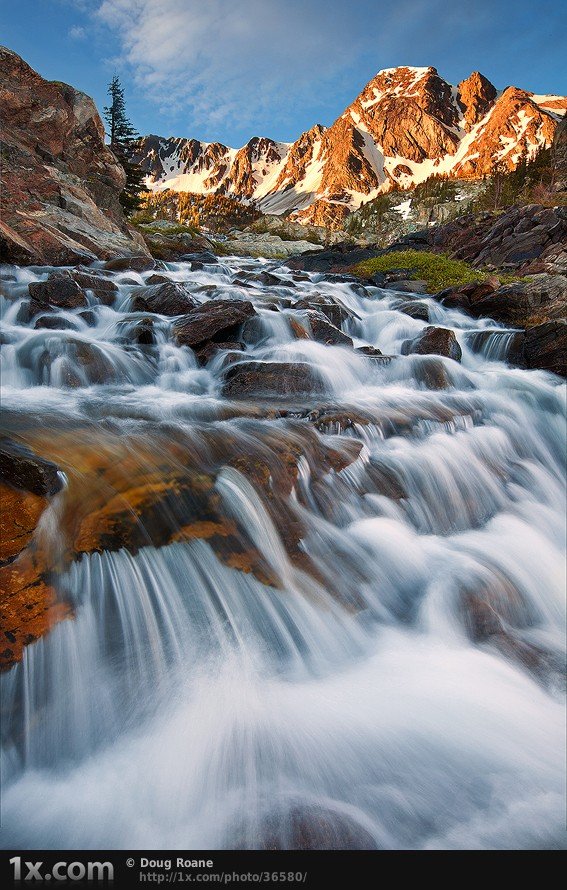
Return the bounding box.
[103,76,145,214]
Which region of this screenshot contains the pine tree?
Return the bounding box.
[103,76,145,214]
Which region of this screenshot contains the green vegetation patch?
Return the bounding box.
[351,250,488,294]
[137,222,200,237]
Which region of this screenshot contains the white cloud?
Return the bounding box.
[93,0,418,132]
[91,0,526,138]
[68,24,87,40]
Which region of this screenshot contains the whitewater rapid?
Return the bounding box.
[0,255,565,850]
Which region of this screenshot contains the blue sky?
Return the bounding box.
[3,0,566,147]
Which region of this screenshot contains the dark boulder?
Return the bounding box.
[174,300,256,348]
[396,301,429,321]
[389,279,428,294]
[28,277,87,313]
[145,274,171,285]
[293,299,352,328]
[0,440,62,496]
[48,269,118,306]
[285,245,382,274]
[402,326,462,362]
[467,275,567,326]
[509,321,567,376]
[34,315,78,331]
[131,282,198,317]
[307,311,353,347]
[239,270,285,287]
[103,256,158,273]
[355,345,383,357]
[368,271,386,287]
[222,361,325,399]
[195,341,244,366]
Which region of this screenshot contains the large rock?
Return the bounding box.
[131,281,198,316]
[51,269,118,305]
[222,361,325,398]
[285,244,381,273]
[306,311,353,347]
[0,46,149,265]
[509,321,567,376]
[402,326,462,362]
[429,205,567,275]
[174,300,256,347]
[28,277,88,313]
[466,275,567,325]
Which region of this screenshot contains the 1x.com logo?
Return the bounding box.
[9,857,113,881]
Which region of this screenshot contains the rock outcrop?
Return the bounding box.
[428,205,567,274]
[0,46,148,265]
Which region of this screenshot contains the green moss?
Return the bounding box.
[352,250,487,294]
[137,222,200,237]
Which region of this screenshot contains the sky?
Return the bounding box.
[2,0,566,147]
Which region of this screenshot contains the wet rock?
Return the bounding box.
[73,342,117,385]
[239,270,285,287]
[289,318,310,339]
[145,273,171,285]
[366,461,406,499]
[459,579,562,684]
[186,250,218,267]
[222,361,325,399]
[131,282,198,317]
[389,279,429,294]
[468,275,567,326]
[397,301,430,321]
[402,326,462,362]
[412,356,451,390]
[49,269,118,306]
[0,440,62,496]
[33,315,78,331]
[307,311,353,347]
[131,317,156,346]
[0,484,71,670]
[285,245,380,274]
[28,277,87,312]
[355,344,383,357]
[508,320,567,377]
[174,300,257,348]
[103,256,158,273]
[77,309,96,326]
[293,298,355,327]
[368,271,386,287]
[194,340,244,366]
[435,278,498,311]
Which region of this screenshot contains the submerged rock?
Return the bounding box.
[222,361,325,398]
[250,804,379,850]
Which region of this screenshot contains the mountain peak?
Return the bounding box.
[132,66,566,227]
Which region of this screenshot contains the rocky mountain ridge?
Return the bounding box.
[133,66,566,227]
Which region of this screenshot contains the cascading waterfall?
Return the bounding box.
[0,254,565,850]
